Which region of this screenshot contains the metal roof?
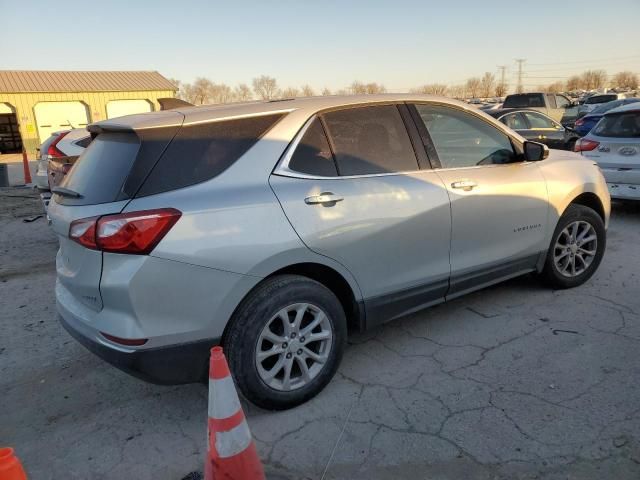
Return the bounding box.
[0,71,177,93]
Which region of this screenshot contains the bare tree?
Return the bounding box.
[321,87,332,96]
[365,82,386,94]
[350,81,367,94]
[581,70,608,90]
[252,75,279,100]
[465,77,481,98]
[209,83,233,104]
[546,81,565,93]
[411,84,448,95]
[480,72,496,98]
[234,84,252,102]
[349,81,386,94]
[301,85,315,97]
[182,77,215,105]
[448,84,467,99]
[281,87,300,98]
[168,78,183,99]
[494,82,507,97]
[566,75,582,91]
[612,71,639,89]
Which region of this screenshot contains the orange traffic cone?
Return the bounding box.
[0,448,28,480]
[204,347,265,480]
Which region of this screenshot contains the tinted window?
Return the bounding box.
[504,94,545,108]
[138,113,284,196]
[593,112,640,138]
[288,118,337,176]
[590,99,626,115]
[523,112,556,129]
[501,113,526,130]
[57,132,140,205]
[586,95,617,105]
[414,104,516,168]
[322,105,418,175]
[546,94,557,109]
[75,136,92,148]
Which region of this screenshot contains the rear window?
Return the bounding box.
[503,94,545,108]
[137,113,285,196]
[592,112,640,138]
[57,132,140,205]
[586,95,617,105]
[74,136,92,148]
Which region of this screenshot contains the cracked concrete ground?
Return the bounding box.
[2,188,640,479]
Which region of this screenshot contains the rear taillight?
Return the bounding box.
[574,118,585,127]
[100,332,148,346]
[69,208,181,254]
[574,138,600,152]
[47,131,70,157]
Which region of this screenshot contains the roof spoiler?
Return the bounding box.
[158,97,194,110]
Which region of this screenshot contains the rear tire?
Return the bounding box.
[223,274,347,410]
[541,204,606,289]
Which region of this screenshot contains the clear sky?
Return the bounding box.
[3,0,640,92]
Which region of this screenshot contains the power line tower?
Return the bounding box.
[497,65,507,96]
[515,58,526,93]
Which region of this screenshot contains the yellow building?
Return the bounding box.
[0,71,176,155]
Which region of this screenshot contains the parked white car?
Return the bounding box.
[577,93,627,118]
[575,103,640,200]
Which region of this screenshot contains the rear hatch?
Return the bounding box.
[581,109,640,184]
[48,112,184,310]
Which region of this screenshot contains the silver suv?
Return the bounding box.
[49,95,610,409]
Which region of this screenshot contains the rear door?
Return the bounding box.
[409,103,548,297]
[521,111,566,149]
[270,104,452,326]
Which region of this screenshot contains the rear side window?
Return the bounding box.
[586,95,617,105]
[58,132,140,205]
[288,118,337,176]
[593,112,640,138]
[138,113,285,196]
[321,105,419,175]
[504,94,544,108]
[523,112,556,129]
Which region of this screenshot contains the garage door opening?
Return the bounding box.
[34,101,90,144]
[106,99,153,119]
[0,103,22,154]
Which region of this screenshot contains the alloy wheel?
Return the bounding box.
[553,220,597,278]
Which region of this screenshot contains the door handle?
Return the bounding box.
[451,180,477,191]
[304,192,344,206]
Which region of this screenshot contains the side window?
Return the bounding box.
[546,94,557,109]
[523,112,555,129]
[321,105,419,176]
[288,118,337,177]
[138,113,285,196]
[555,95,570,109]
[414,104,516,168]
[501,113,526,130]
[529,95,545,107]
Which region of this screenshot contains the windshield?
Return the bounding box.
[585,94,617,105]
[593,111,640,138]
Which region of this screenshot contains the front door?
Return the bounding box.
[520,111,566,149]
[410,103,549,297]
[270,104,452,326]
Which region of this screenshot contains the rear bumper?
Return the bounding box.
[607,183,640,200]
[58,312,220,385]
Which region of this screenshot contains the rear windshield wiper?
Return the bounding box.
[52,187,83,198]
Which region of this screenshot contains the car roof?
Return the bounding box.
[604,102,640,115]
[88,94,477,132]
[486,108,552,118]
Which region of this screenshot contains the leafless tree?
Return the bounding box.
[581,70,608,90]
[252,75,279,100]
[480,72,496,98]
[209,83,233,104]
[281,87,300,98]
[321,87,332,96]
[234,84,252,102]
[350,81,386,94]
[612,71,639,89]
[410,84,448,96]
[168,78,184,99]
[183,77,214,105]
[301,85,315,97]
[494,82,507,97]
[566,75,582,91]
[546,81,565,93]
[465,77,481,98]
[448,84,467,99]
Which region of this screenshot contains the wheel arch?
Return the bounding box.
[567,191,605,221]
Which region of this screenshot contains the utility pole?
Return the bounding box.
[515,58,526,93]
[497,65,507,96]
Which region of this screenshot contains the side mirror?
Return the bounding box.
[524,141,549,161]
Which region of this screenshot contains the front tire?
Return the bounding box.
[541,204,606,289]
[223,275,347,410]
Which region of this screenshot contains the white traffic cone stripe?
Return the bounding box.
[215,418,253,458]
[208,377,241,419]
